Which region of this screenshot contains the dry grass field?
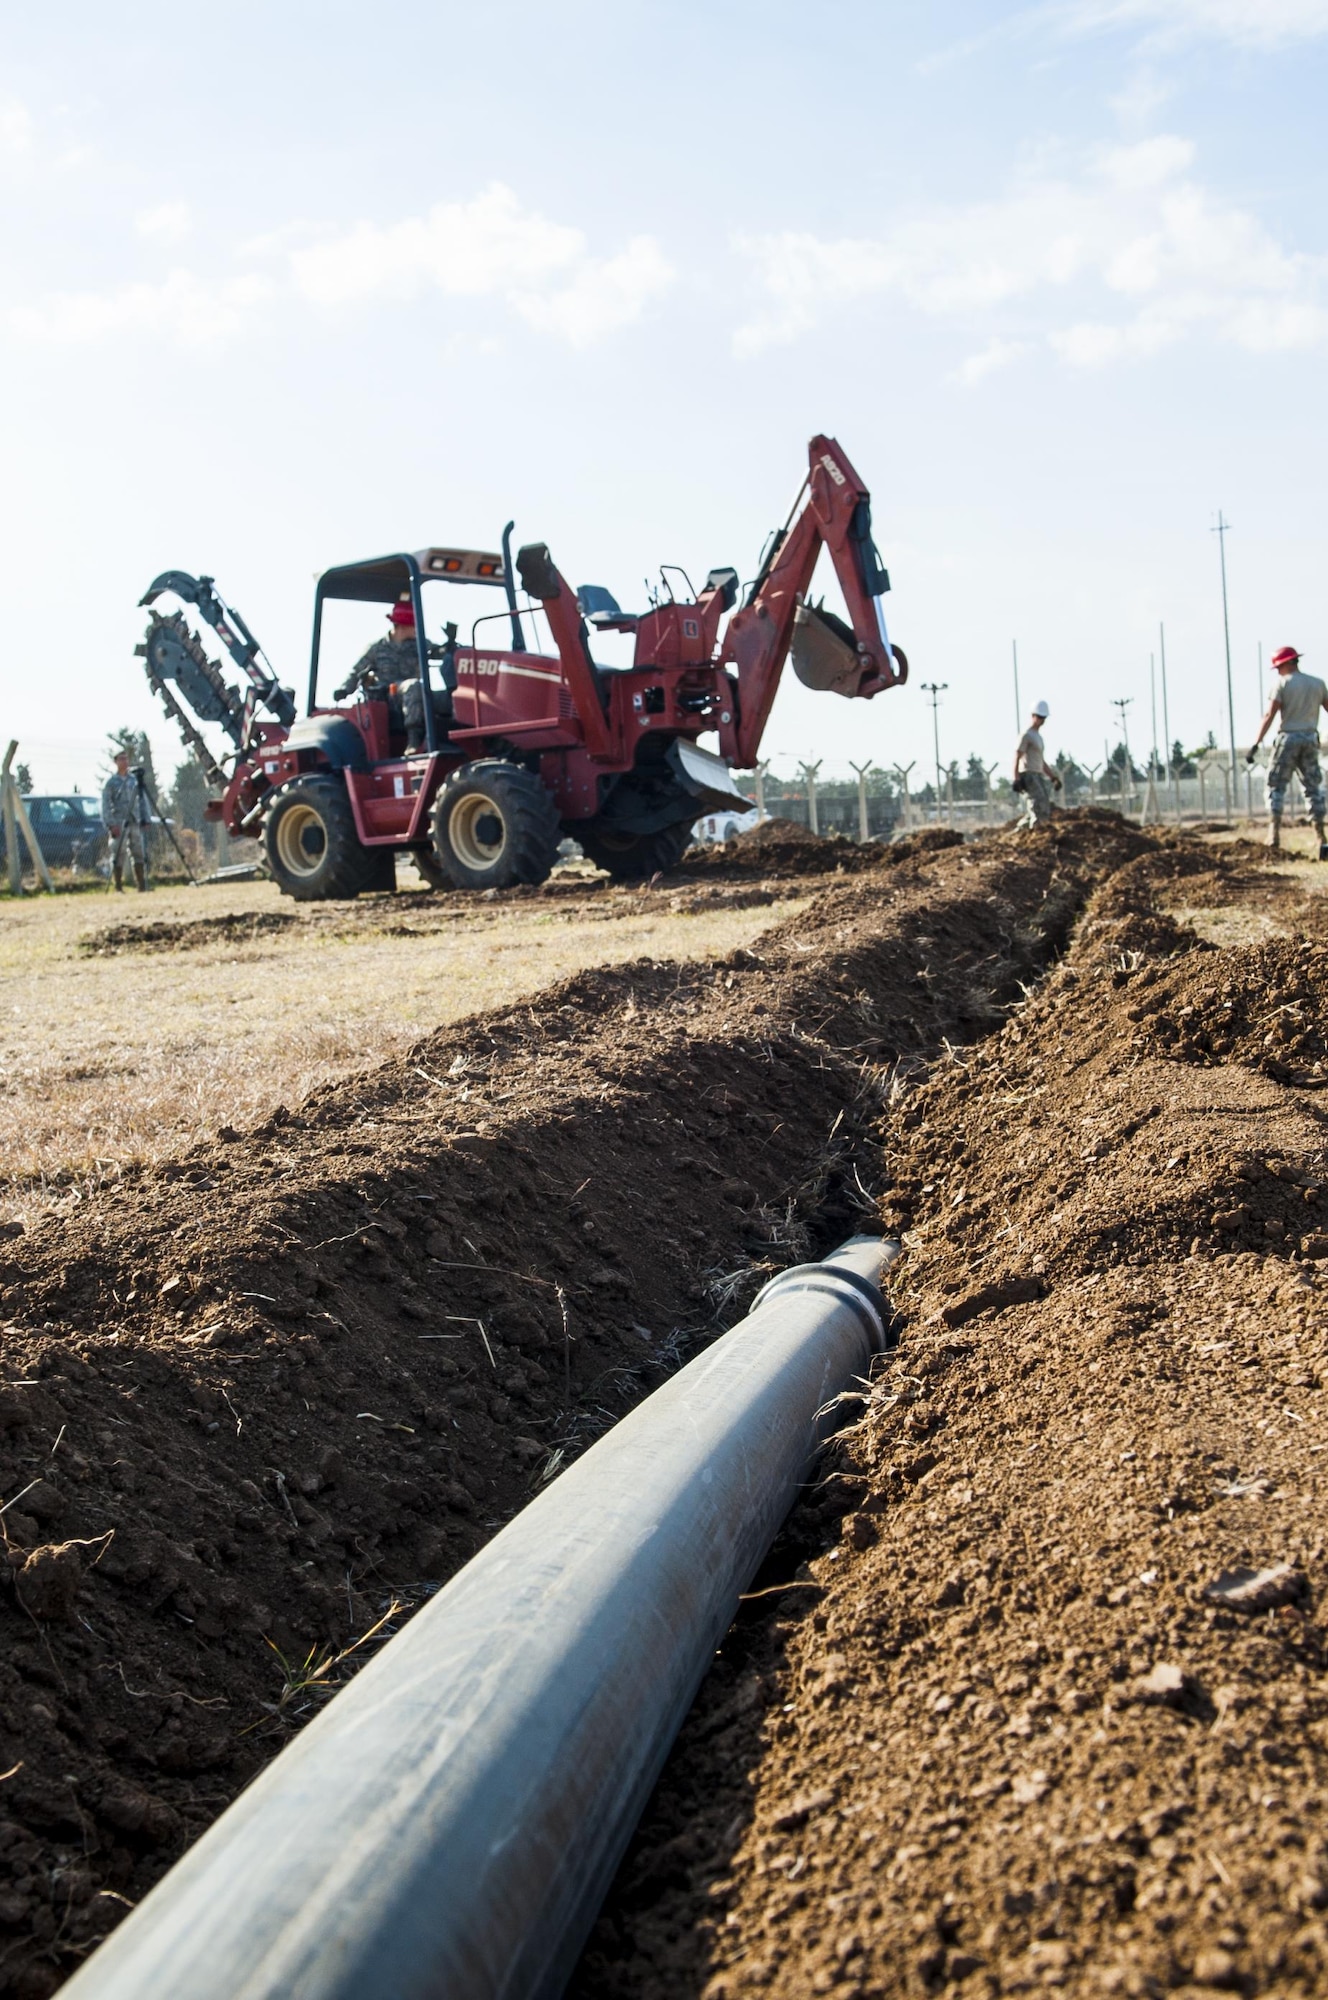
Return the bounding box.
[0,865,807,1227]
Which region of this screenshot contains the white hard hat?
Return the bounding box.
[1032,700,1050,718]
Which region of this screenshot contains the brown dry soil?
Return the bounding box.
[576,833,1328,2000]
[0,819,1112,1998]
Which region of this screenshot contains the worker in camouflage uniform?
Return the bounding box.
[101,748,151,891]
[1247,645,1328,858]
[332,600,419,702]
[1013,699,1062,825]
[332,599,454,752]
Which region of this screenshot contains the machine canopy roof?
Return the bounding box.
[317,549,508,604]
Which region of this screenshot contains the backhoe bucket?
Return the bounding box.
[791,600,864,696]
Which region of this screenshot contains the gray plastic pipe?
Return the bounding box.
[64,1234,898,2000]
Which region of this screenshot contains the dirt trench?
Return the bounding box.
[0,820,1128,1998]
[577,834,1328,2000]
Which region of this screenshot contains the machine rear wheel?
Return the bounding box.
[263,776,385,901]
[431,761,562,890]
[578,819,693,881]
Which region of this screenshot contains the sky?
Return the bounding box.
[3,0,1328,795]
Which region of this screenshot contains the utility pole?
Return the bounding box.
[1012,640,1021,734]
[921,682,948,823]
[1149,652,1159,775]
[1213,511,1239,807]
[752,759,769,821]
[1159,621,1180,825]
[1111,697,1134,815]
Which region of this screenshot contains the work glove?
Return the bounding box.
[1245,748,1257,766]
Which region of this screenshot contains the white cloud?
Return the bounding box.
[4,182,673,351]
[290,184,580,306]
[135,201,192,245]
[288,183,673,343]
[1062,0,1328,46]
[0,98,33,154]
[734,135,1328,368]
[5,271,274,349]
[954,338,1030,385]
[511,236,675,347]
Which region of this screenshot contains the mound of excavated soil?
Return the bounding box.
[0,817,1130,1996]
[686,822,963,879]
[578,831,1328,2000]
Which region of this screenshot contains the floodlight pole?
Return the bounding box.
[1012,640,1021,733]
[920,681,948,824]
[1111,696,1134,815]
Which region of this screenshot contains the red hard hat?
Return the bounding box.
[1271,645,1301,669]
[389,600,416,627]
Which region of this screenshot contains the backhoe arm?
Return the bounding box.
[718,435,904,770]
[515,543,614,761]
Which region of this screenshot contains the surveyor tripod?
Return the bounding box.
[108,766,198,890]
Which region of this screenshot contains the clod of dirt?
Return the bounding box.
[14,1539,84,1620]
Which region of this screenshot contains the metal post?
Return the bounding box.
[1159,622,1179,825]
[754,760,769,822]
[1,753,20,897]
[1012,639,1021,734]
[849,762,873,842]
[891,763,915,834]
[981,759,999,824]
[1214,512,1239,814]
[797,762,822,836]
[1198,760,1208,827]
[920,682,948,824]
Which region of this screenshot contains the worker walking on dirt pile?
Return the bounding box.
[1247,646,1328,858]
[1013,700,1062,826]
[101,749,151,891]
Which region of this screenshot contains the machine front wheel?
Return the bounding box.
[263,776,386,901]
[430,761,562,890]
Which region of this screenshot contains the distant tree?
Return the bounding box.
[14,762,32,794]
[1107,739,1145,781]
[1055,754,1089,800]
[169,758,210,834]
[1170,738,1195,778]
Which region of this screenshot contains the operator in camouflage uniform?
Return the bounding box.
[332,600,419,702]
[1013,700,1062,825]
[101,748,151,891]
[1247,645,1328,858]
[332,599,455,752]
